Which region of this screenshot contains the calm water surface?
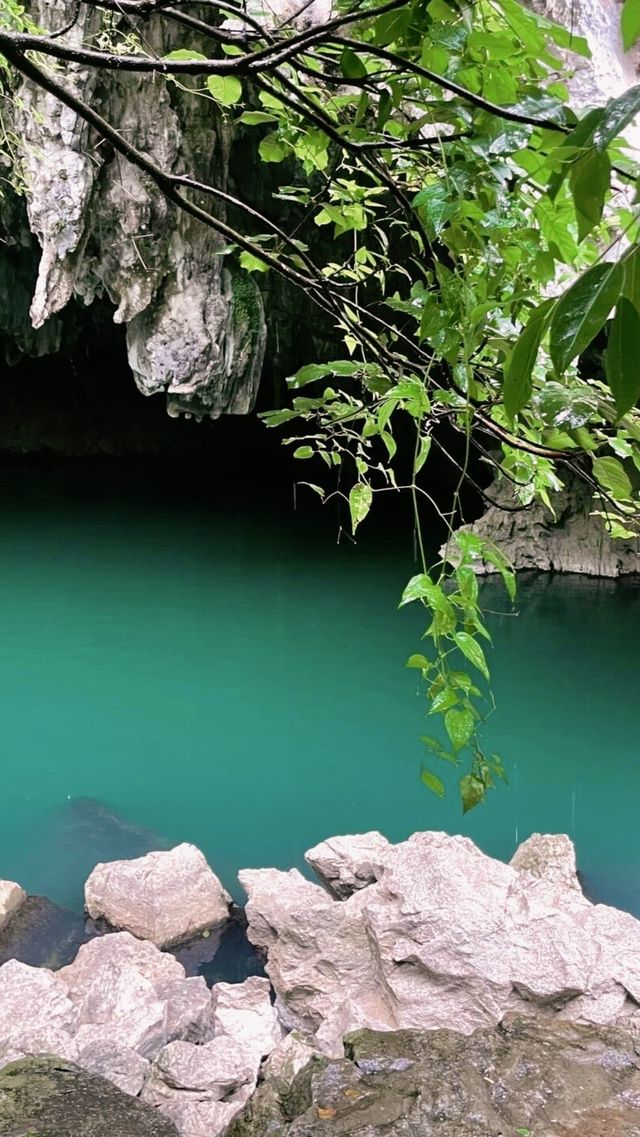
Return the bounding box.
[0,461,638,916]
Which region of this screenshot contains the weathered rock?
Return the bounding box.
[0,881,26,936]
[510,831,582,892]
[84,844,231,948]
[143,1036,260,1137]
[0,959,76,1042]
[305,832,392,899]
[60,932,214,1057]
[261,1031,320,1096]
[454,475,640,577]
[0,1055,178,1136]
[211,976,285,1065]
[144,1036,257,1103]
[12,1,266,420]
[226,1016,640,1137]
[75,1038,150,1096]
[240,830,640,1054]
[59,930,185,995]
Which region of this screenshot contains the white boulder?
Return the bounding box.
[85,844,231,948]
[240,830,640,1055]
[0,879,26,934]
[211,976,284,1065]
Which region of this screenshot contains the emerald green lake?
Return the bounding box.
[0,458,638,918]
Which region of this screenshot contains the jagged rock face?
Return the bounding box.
[226,1017,640,1137]
[456,475,640,576]
[15,0,266,419]
[240,830,640,1056]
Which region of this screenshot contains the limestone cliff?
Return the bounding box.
[4,0,266,420]
[457,475,640,577]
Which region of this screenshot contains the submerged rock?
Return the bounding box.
[20,796,172,909]
[0,881,25,936]
[85,843,231,949]
[240,830,640,1054]
[227,1016,640,1137]
[0,895,90,970]
[0,1055,178,1136]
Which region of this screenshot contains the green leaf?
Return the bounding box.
[421,769,446,798]
[293,445,314,459]
[605,298,640,417]
[460,773,485,813]
[622,245,640,313]
[445,707,475,751]
[549,261,623,374]
[594,85,640,149]
[206,75,243,107]
[453,632,490,681]
[592,456,633,501]
[569,149,610,241]
[349,482,373,533]
[164,49,207,61]
[414,434,431,474]
[430,688,460,714]
[406,653,432,670]
[622,0,640,51]
[238,111,278,125]
[340,47,367,79]
[259,133,286,163]
[413,184,456,239]
[239,250,269,273]
[287,364,332,388]
[400,573,432,605]
[503,298,555,419]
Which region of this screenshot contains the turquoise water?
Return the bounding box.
[0,460,639,916]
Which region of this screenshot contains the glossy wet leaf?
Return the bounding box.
[594,85,640,149]
[549,261,623,374]
[605,298,640,417]
[445,707,475,751]
[569,149,610,241]
[453,632,490,681]
[349,483,373,533]
[503,298,555,419]
[592,456,633,501]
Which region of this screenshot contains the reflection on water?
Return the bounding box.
[0,462,638,918]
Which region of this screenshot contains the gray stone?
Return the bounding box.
[226,1017,640,1137]
[0,1055,178,1136]
[84,844,231,948]
[305,832,392,899]
[0,881,26,935]
[240,830,640,1055]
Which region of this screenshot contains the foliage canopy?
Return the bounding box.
[2,0,640,808]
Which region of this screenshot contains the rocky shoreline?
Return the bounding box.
[1,831,640,1135]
